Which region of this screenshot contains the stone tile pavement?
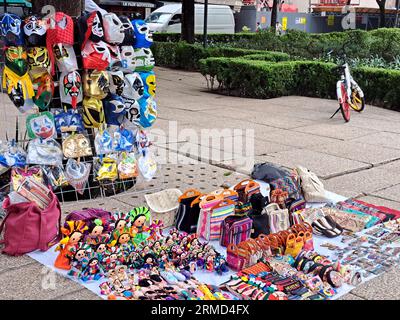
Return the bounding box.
[2,67,400,299]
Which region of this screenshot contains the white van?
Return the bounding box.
[145,3,235,34]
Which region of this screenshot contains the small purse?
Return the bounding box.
[264,203,290,233]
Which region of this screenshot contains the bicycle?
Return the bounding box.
[328,48,365,122]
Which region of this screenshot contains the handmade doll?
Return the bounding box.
[99,282,113,296]
[165,236,175,249]
[152,241,162,255]
[142,253,157,270]
[103,246,123,271]
[67,242,92,278]
[205,254,215,272]
[110,211,131,236]
[126,251,143,270]
[196,251,205,269]
[54,221,88,270]
[129,207,151,246]
[110,227,133,248]
[215,256,229,275]
[92,234,110,259]
[148,219,164,242]
[141,245,152,257]
[79,251,106,282]
[86,218,107,246]
[169,229,179,243]
[115,265,129,282]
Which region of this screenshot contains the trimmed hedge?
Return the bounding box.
[152,41,290,70]
[199,57,400,110]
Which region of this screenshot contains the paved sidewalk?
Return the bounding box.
[1,67,400,299]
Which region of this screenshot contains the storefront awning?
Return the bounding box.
[100,0,156,8]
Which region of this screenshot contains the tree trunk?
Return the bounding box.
[31,0,84,17]
[270,0,279,31]
[376,0,386,28]
[182,0,195,43]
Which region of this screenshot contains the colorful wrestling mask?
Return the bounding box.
[32,72,54,110]
[82,40,111,70]
[27,47,50,78]
[134,48,154,72]
[26,138,63,166]
[120,45,136,70]
[5,46,28,76]
[83,70,110,99]
[54,109,85,134]
[26,111,56,140]
[104,94,127,126]
[23,15,47,46]
[60,71,83,108]
[119,15,135,46]
[65,158,91,195]
[53,44,78,73]
[102,13,124,44]
[140,71,156,97]
[0,13,24,45]
[82,97,105,129]
[108,70,125,96]
[131,19,153,48]
[62,133,93,158]
[137,96,157,128]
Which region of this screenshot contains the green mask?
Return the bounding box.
[5,46,28,77]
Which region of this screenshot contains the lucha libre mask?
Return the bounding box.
[60,71,83,109]
[5,46,28,77]
[104,94,127,126]
[0,13,24,46]
[120,45,136,71]
[134,48,154,72]
[33,72,54,110]
[124,99,140,125]
[26,112,56,140]
[53,44,78,73]
[77,11,104,47]
[54,109,85,134]
[23,15,47,46]
[122,72,144,101]
[27,47,50,78]
[82,97,105,129]
[109,70,125,96]
[82,40,111,70]
[83,70,110,99]
[138,96,157,128]
[108,44,122,68]
[132,19,153,48]
[119,15,135,46]
[140,71,156,98]
[62,133,93,158]
[102,13,124,44]
[65,158,91,195]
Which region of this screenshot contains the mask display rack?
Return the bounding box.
[0,11,163,204]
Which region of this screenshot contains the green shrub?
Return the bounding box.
[242,52,291,62]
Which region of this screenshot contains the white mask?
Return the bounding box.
[102,13,124,44]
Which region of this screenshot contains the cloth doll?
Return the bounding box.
[67,243,92,278]
[129,206,151,246]
[79,252,106,282]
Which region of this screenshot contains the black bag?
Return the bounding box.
[251,162,291,183]
[248,193,270,238]
[175,189,202,234]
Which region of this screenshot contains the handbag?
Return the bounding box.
[295,166,329,203]
[197,194,222,240]
[263,203,290,233]
[220,215,253,247]
[233,179,260,203]
[207,199,236,241]
[226,244,248,271]
[175,189,202,232]
[249,209,270,238]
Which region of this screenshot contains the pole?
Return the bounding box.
[395,0,400,27]
[4,0,7,13]
[203,0,208,47]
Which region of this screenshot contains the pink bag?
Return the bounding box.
[0,190,61,256]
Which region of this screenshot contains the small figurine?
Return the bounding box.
[142,253,157,270]
[79,251,105,282]
[215,256,229,275]
[104,246,122,271]
[86,218,107,245]
[148,219,164,242]
[110,211,131,240]
[205,254,215,272]
[129,206,151,246]
[67,242,92,278]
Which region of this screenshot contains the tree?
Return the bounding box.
[376,0,387,28]
[182,0,195,43]
[31,0,83,17]
[270,0,279,31]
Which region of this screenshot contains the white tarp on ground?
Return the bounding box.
[28,181,386,300]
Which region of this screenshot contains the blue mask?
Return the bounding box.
[131,19,152,48]
[104,94,127,126]
[137,96,157,128]
[139,71,156,99]
[0,13,24,46]
[54,109,85,134]
[114,128,134,152]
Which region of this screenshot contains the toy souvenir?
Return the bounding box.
[53,44,78,73]
[131,19,153,48]
[110,225,132,247]
[82,40,111,70]
[32,72,54,110]
[41,165,69,189]
[2,66,34,113]
[54,220,88,270]
[119,15,135,46]
[80,251,106,281]
[122,72,144,100]
[104,246,123,270]
[120,45,136,70]
[104,94,127,126]
[5,46,28,77]
[23,15,47,46]
[0,140,27,168]
[92,234,111,258]
[142,253,158,269]
[26,138,63,166]
[134,48,155,72]
[124,98,140,125]
[26,111,56,139]
[108,69,125,96]
[82,96,105,128]
[0,13,24,45]
[77,11,104,47]
[67,242,92,277]
[54,109,85,134]
[64,158,92,195]
[102,13,124,44]
[86,218,107,244]
[129,206,151,246]
[126,251,143,269]
[62,133,93,158]
[118,152,138,179]
[135,129,150,155]
[110,211,132,235]
[140,71,156,98]
[46,12,75,75]
[137,96,157,128]
[113,127,134,152]
[26,47,50,80]
[94,128,113,155]
[138,151,157,181]
[60,70,83,109]
[83,69,110,99]
[94,156,118,181]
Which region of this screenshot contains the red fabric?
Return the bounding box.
[46,12,74,75]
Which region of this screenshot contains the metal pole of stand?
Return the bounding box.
[4,0,7,13]
[203,0,208,48]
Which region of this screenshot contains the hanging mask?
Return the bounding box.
[119,15,135,46]
[113,128,134,152]
[120,45,136,70]
[136,129,150,155]
[0,13,24,46]
[95,156,118,181]
[95,128,113,155]
[138,152,157,181]
[0,140,26,168]
[5,46,28,77]
[83,69,110,99]
[104,94,127,126]
[108,44,122,68]
[62,133,93,158]
[65,159,91,195]
[32,72,54,110]
[23,15,47,46]
[54,109,84,134]
[123,98,140,125]
[60,71,83,109]
[122,72,144,101]
[140,71,156,97]
[108,70,125,96]
[118,152,138,179]
[82,40,111,70]
[82,97,105,129]
[42,165,69,188]
[102,13,124,44]
[134,48,154,72]
[53,44,78,73]
[27,47,50,78]
[138,96,157,128]
[2,66,34,113]
[27,138,63,166]
[26,112,56,140]
[77,11,104,47]
[132,19,153,48]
